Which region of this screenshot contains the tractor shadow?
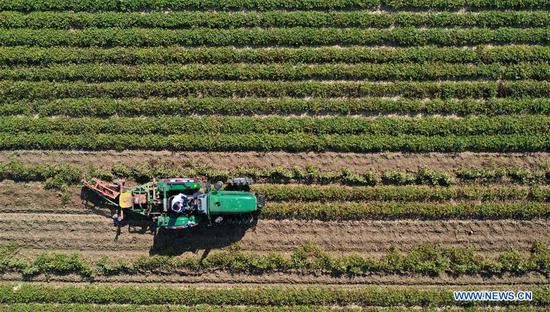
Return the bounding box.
[80,187,118,218]
[149,218,257,257]
[81,187,256,256]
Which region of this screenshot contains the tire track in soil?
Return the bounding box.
[0,213,547,255]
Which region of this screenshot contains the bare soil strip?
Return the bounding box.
[0,212,547,255]
[1,150,550,172]
[0,272,547,286]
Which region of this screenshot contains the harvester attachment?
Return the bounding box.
[82,177,122,205]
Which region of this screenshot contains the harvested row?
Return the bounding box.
[0,0,547,11]
[3,63,549,82]
[3,97,549,117]
[0,209,547,253]
[1,46,547,66]
[1,80,548,100]
[3,115,550,136]
[0,28,546,47]
[1,133,550,152]
[1,11,548,29]
[0,283,546,306]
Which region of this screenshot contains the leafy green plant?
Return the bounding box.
[0,243,548,279]
[1,46,547,66]
[0,28,546,48]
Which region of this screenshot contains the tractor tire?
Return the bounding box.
[227,177,254,187]
[256,193,266,209]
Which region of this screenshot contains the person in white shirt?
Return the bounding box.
[171,193,190,213]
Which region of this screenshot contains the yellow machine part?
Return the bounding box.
[119,192,133,209]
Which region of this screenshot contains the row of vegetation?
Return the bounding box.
[0,305,545,312]
[3,97,549,117]
[0,133,549,152]
[0,283,546,306]
[263,201,550,220]
[0,0,547,11]
[5,159,550,188]
[1,11,548,29]
[2,80,548,100]
[0,28,546,47]
[255,184,550,202]
[1,243,548,279]
[1,46,546,65]
[106,163,550,186]
[3,63,548,82]
[3,115,550,136]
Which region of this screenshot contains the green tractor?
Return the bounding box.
[82,177,265,229]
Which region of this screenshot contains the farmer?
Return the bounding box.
[171,193,192,214]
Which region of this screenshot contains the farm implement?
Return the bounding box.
[82,177,265,229]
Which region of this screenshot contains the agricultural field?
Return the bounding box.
[0,0,549,310]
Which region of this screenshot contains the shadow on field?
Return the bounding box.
[149,219,257,257]
[80,187,256,256]
[80,187,118,218]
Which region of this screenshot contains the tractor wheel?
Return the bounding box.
[227,177,254,187]
[256,193,266,209]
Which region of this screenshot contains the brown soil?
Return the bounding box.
[1,150,550,172]
[1,212,546,256]
[1,272,547,286]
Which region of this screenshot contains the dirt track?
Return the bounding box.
[1,150,550,172]
[1,212,547,256]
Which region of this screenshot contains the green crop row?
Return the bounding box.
[1,243,548,279]
[4,97,550,117]
[105,163,550,187]
[5,160,550,189]
[0,0,546,12]
[263,201,550,220]
[0,46,547,66]
[0,28,546,47]
[1,11,548,29]
[2,305,545,312]
[382,0,549,10]
[3,62,548,82]
[0,283,546,306]
[254,184,550,202]
[3,115,550,136]
[2,81,548,100]
[0,133,549,152]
